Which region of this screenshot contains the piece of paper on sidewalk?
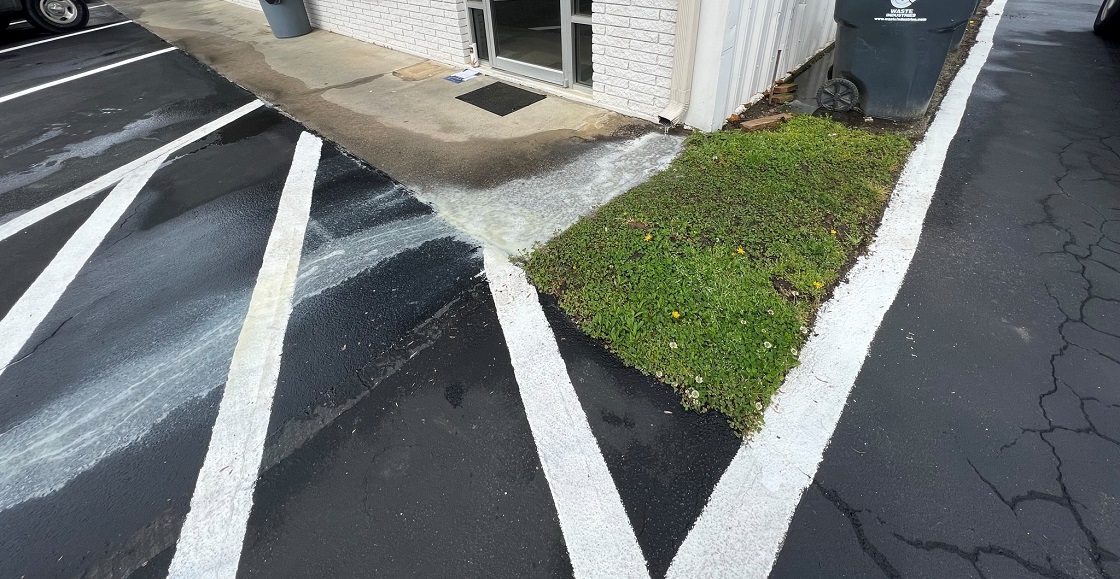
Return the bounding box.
[445,68,482,84]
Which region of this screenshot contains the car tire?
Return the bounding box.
[1095,0,1120,37]
[24,0,88,33]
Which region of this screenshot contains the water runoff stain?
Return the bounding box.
[0,105,199,202]
[0,159,465,512]
[416,132,684,254]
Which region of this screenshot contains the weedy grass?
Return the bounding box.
[523,115,911,434]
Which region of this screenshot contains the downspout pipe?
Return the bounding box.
[658,0,703,126]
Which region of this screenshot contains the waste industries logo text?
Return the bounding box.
[877,0,927,22]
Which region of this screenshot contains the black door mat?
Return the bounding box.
[456,82,547,116]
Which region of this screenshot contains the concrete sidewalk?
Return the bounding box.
[109,0,654,191]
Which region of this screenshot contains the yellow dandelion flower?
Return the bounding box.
[672,311,681,319]
[736,247,745,255]
[830,229,837,235]
[644,233,653,242]
[813,281,823,289]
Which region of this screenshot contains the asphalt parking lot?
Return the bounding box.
[12,2,1114,577]
[0,13,738,578]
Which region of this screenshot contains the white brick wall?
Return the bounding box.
[236,0,472,65]
[228,0,679,122]
[591,0,677,120]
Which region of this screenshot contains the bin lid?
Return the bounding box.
[836,0,975,30]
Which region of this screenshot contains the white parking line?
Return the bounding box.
[168,132,322,579]
[10,5,110,26]
[665,2,1010,578]
[0,46,175,103]
[0,100,264,244]
[485,248,650,579]
[0,20,133,55]
[0,155,165,379]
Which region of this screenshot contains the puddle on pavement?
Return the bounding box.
[414,132,685,255]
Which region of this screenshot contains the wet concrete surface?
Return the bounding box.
[771,0,1120,577]
[106,0,661,192]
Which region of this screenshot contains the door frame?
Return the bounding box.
[466,0,591,88]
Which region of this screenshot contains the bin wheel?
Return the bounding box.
[817,79,859,113]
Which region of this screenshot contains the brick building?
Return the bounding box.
[227,0,837,131]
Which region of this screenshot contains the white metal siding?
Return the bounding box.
[729,0,836,115]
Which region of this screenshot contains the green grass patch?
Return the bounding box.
[523,115,911,435]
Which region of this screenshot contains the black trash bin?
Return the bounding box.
[950,0,983,49]
[817,0,980,120]
[259,0,311,39]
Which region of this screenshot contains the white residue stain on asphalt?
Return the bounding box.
[0,107,191,197]
[0,199,462,513]
[295,213,460,303]
[0,132,676,511]
[417,132,683,254]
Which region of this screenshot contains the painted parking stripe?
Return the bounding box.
[168,132,322,579]
[0,46,175,103]
[0,100,264,244]
[0,155,165,378]
[0,20,134,55]
[485,248,650,579]
[664,1,1010,578]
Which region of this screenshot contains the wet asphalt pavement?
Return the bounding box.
[771,0,1120,577]
[1,0,1118,577]
[0,9,737,578]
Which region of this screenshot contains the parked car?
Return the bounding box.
[1097,0,1120,37]
[0,0,89,34]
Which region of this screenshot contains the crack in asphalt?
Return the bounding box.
[813,482,902,578]
[999,127,1120,578]
[5,314,75,369]
[891,532,1076,579]
[826,122,1120,579]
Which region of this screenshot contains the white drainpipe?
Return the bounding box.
[657,0,703,126]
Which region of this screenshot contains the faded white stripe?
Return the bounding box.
[0,21,133,54]
[0,100,264,244]
[0,155,165,378]
[0,46,175,103]
[665,2,1010,578]
[485,248,650,579]
[168,132,322,579]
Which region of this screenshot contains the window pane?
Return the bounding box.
[574,0,593,16]
[492,0,562,71]
[469,8,488,62]
[574,23,593,87]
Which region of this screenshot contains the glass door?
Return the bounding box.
[468,0,593,88]
[482,0,569,85]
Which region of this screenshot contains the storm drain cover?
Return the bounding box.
[456,82,546,116]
